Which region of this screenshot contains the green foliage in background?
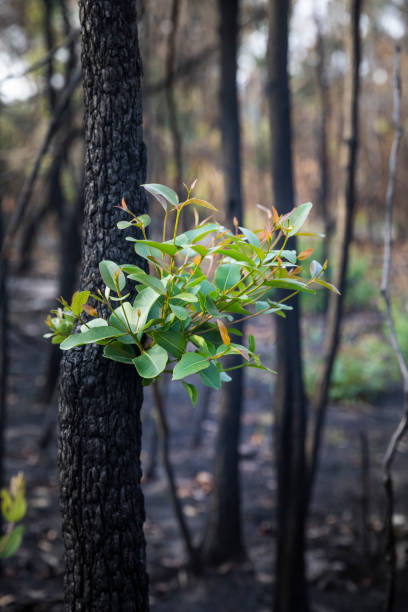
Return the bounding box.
[45,182,334,403]
[0,473,26,559]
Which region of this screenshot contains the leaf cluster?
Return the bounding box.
[45,182,337,404]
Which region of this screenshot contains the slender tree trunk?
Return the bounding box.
[201,0,245,566]
[266,2,309,611]
[165,0,183,196]
[314,17,332,286]
[58,2,149,609]
[307,0,362,503]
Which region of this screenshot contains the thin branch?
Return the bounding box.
[0,30,79,86]
[144,6,266,96]
[0,64,81,266]
[380,45,407,612]
[152,381,200,572]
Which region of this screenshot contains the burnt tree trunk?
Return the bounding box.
[307,0,362,505]
[201,0,245,566]
[266,2,309,611]
[58,1,149,610]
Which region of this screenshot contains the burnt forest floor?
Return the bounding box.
[2,273,408,611]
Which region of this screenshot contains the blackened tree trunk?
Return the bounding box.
[201,0,245,566]
[307,0,362,505]
[266,2,309,611]
[58,2,149,610]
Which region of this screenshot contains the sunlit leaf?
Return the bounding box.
[126,239,180,256]
[60,326,123,350]
[310,260,323,278]
[285,202,313,236]
[99,260,126,293]
[313,278,340,295]
[133,344,168,378]
[183,197,217,211]
[117,220,132,230]
[71,291,91,317]
[141,183,179,210]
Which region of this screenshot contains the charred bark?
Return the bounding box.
[307,0,362,505]
[266,1,309,610]
[58,1,149,609]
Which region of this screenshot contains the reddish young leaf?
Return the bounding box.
[217,319,231,346]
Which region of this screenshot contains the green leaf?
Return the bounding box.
[182,382,198,406]
[266,278,315,293]
[99,260,126,293]
[141,183,179,210]
[131,241,163,260]
[120,264,147,275]
[135,214,151,227]
[171,292,198,303]
[213,248,255,265]
[285,202,313,236]
[153,329,186,359]
[313,278,340,295]
[248,334,256,353]
[176,223,220,245]
[80,318,108,332]
[71,291,91,317]
[1,489,26,523]
[133,288,161,331]
[127,239,180,256]
[264,250,297,265]
[310,260,323,278]
[128,270,166,295]
[117,220,133,229]
[0,526,24,559]
[103,342,136,364]
[214,263,242,292]
[186,244,208,257]
[170,304,189,320]
[133,344,168,378]
[109,302,140,333]
[60,326,123,350]
[183,197,217,211]
[172,352,211,380]
[199,362,221,389]
[239,226,261,248]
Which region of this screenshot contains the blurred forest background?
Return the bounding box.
[1,0,408,611]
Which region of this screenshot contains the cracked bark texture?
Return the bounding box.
[58,1,149,610]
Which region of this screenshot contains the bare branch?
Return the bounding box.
[0,65,81,265]
[0,29,79,86]
[380,45,407,612]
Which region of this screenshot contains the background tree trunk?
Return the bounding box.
[58,1,149,609]
[201,0,245,566]
[307,0,362,504]
[266,1,309,610]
